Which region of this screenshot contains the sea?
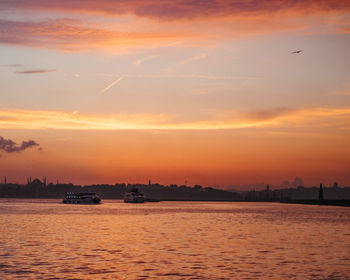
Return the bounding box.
[0,199,350,280]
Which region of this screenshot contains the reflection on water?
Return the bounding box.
[1,200,350,279]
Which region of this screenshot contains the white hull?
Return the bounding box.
[124,191,145,203]
[62,192,101,204]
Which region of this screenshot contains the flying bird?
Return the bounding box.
[291,50,303,54]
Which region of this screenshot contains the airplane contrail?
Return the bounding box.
[98,76,124,95]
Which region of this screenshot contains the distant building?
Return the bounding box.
[319,183,324,202]
[266,184,270,200]
[28,178,45,187]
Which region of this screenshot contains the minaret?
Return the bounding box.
[4,176,6,185]
[319,183,324,202]
[148,179,151,185]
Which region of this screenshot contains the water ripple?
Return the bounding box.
[1,200,350,279]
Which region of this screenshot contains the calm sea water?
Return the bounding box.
[0,200,350,280]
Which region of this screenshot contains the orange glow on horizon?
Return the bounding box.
[1,107,350,131]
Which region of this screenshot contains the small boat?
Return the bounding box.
[124,188,145,203]
[62,192,101,204]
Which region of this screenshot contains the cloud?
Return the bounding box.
[0,107,349,131]
[0,136,40,153]
[292,177,304,187]
[242,108,297,121]
[0,18,190,52]
[281,177,305,187]
[133,55,159,66]
[337,27,350,34]
[98,76,125,95]
[3,64,27,67]
[1,1,349,20]
[0,1,349,52]
[171,53,209,68]
[15,69,57,74]
[128,73,255,80]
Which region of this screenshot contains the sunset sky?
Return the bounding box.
[1,0,350,188]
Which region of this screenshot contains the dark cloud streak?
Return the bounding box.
[243,107,296,121]
[15,69,57,74]
[3,64,27,67]
[0,136,40,153]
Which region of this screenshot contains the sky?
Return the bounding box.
[0,0,350,189]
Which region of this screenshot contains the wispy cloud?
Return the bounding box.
[3,64,27,67]
[0,1,348,52]
[179,53,208,65]
[98,76,125,95]
[95,73,258,80]
[242,108,297,121]
[0,107,349,131]
[15,69,57,74]
[133,55,159,66]
[0,136,40,153]
[0,18,190,52]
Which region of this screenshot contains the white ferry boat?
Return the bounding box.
[124,188,145,203]
[62,192,101,204]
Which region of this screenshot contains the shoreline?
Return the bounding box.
[1,197,350,207]
[281,200,350,207]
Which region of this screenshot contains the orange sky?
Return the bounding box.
[0,0,350,188]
